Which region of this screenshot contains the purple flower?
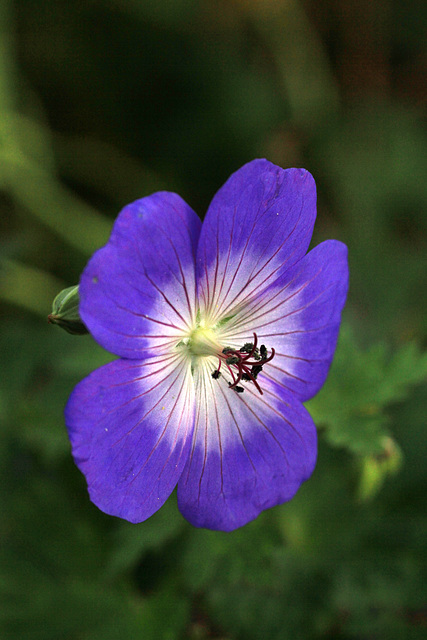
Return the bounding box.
[65,159,348,532]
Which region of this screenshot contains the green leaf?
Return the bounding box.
[307,325,427,455]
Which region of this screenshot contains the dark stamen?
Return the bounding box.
[251,364,263,380]
[229,382,244,393]
[217,333,275,395]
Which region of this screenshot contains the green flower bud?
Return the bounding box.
[48,285,89,335]
[357,436,403,501]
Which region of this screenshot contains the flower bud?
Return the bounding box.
[357,436,403,501]
[48,285,89,335]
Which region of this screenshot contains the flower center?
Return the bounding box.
[187,325,221,357]
[182,320,275,396]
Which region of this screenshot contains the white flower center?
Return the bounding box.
[176,313,275,396]
[187,324,221,357]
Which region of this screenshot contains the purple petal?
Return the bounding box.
[177,366,316,531]
[228,240,349,402]
[80,192,201,358]
[65,355,195,523]
[196,160,316,322]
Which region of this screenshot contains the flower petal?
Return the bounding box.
[196,160,316,322]
[65,354,195,523]
[80,192,201,358]
[224,240,349,402]
[177,362,316,531]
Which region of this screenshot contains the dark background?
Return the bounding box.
[1,1,426,638]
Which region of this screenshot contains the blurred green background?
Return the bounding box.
[1,0,426,638]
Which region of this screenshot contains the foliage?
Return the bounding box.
[1,0,426,638]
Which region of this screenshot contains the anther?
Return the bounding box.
[251,364,263,380]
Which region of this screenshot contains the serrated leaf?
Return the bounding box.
[307,325,427,455]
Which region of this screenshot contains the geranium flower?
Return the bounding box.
[65,160,348,531]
